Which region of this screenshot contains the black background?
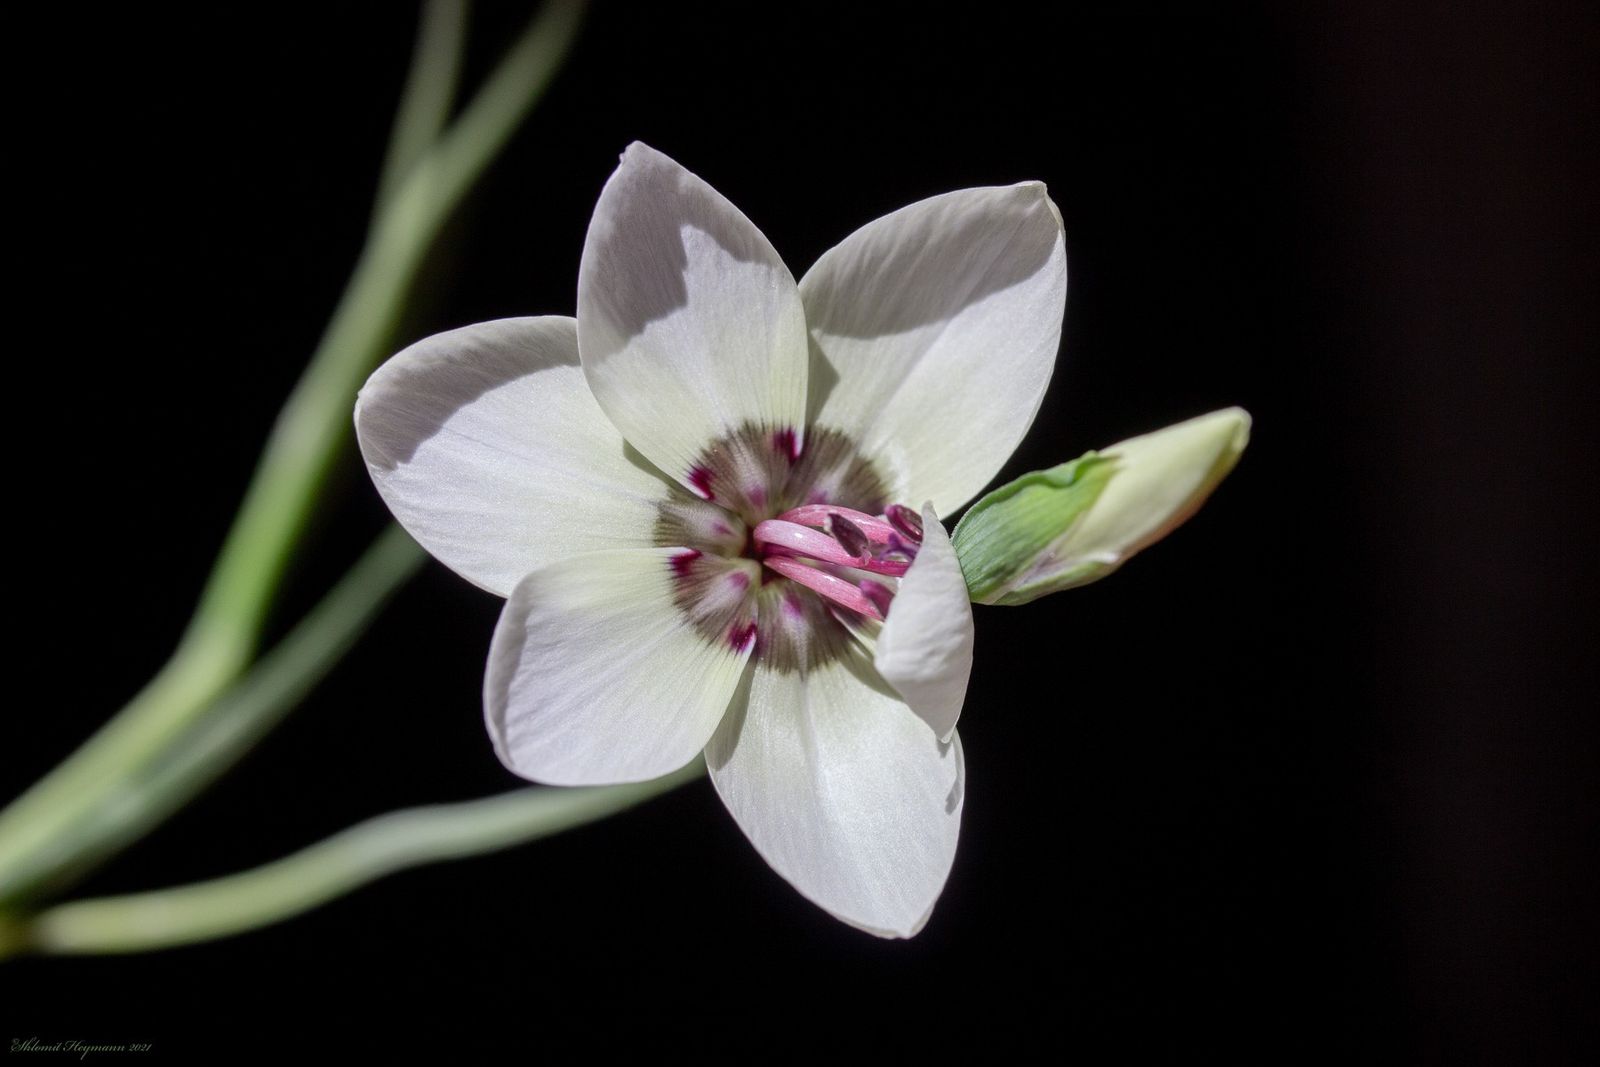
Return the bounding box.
[7,2,1595,1060]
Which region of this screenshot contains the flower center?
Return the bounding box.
[654,423,920,673]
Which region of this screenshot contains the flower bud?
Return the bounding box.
[953,407,1251,605]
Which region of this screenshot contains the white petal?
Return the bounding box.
[799,183,1067,514]
[356,317,676,597]
[485,549,753,786]
[705,650,965,938]
[577,142,809,490]
[873,504,974,742]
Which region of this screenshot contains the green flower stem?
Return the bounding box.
[375,0,469,217]
[0,526,426,905]
[4,760,704,958]
[0,0,588,907]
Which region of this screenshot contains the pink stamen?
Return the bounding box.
[753,519,909,576]
[754,519,864,566]
[861,556,910,577]
[777,504,899,545]
[858,579,895,618]
[761,555,885,621]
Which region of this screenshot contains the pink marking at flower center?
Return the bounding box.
[751,501,926,619]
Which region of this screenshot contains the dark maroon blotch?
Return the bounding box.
[728,620,759,650]
[688,466,716,500]
[771,427,800,462]
[669,549,701,578]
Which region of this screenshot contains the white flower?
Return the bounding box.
[354,142,1066,937]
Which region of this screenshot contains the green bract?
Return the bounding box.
[950,452,1117,602]
[953,407,1251,605]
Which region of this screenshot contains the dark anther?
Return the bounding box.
[886,504,924,543]
[829,514,870,559]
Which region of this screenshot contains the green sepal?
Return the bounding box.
[952,452,1117,603]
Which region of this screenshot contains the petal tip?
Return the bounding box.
[1011,179,1060,220]
[1044,193,1064,232]
[620,139,658,163]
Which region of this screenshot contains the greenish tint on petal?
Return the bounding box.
[953,407,1251,605]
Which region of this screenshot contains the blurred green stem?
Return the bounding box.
[375,0,469,215]
[0,0,588,908]
[5,526,426,904]
[3,761,703,958]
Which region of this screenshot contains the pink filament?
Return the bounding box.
[753,519,909,576]
[858,579,895,617]
[776,504,900,545]
[753,519,863,566]
[761,555,885,621]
